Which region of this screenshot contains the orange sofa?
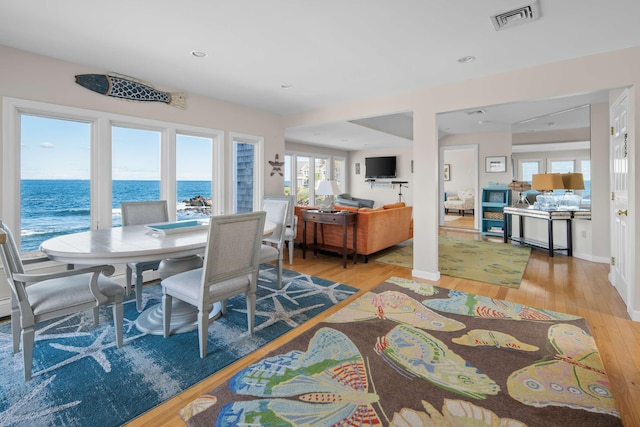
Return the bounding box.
[294,202,413,262]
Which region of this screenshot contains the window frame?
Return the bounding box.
[285,151,346,205]
[3,97,225,252]
[228,132,264,214]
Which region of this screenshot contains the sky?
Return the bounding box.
[20,115,212,180]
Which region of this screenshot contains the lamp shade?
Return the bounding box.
[531,173,564,191]
[508,180,532,192]
[561,173,585,190]
[316,180,340,196]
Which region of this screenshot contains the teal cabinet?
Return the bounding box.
[481,187,511,236]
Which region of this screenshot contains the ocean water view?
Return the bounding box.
[21,179,212,252]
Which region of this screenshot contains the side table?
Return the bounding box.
[302,210,357,268]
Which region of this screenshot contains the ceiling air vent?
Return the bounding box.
[491,1,541,31]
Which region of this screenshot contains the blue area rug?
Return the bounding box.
[0,266,357,426]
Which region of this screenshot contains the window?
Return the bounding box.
[334,157,345,193]
[112,126,161,227]
[286,152,346,206]
[519,160,540,182]
[3,98,227,253]
[20,115,91,252]
[176,134,213,219]
[231,134,263,214]
[549,160,574,174]
[295,156,310,206]
[313,157,328,206]
[284,154,293,195]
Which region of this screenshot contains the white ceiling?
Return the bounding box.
[1,1,638,149]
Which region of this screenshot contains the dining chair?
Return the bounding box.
[0,220,124,381]
[161,211,266,358]
[259,198,290,289]
[264,194,297,264]
[121,200,169,312]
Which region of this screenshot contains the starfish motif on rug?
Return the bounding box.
[292,278,356,304]
[257,280,308,306]
[36,329,117,377]
[236,297,324,332]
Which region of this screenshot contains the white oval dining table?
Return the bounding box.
[40,220,276,335]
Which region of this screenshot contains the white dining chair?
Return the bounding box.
[161,211,266,358]
[0,220,124,381]
[259,198,290,289]
[264,195,297,264]
[121,200,169,311]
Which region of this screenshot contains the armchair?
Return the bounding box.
[259,198,290,288]
[444,189,474,216]
[0,221,124,381]
[161,211,266,358]
[264,195,297,264]
[121,200,169,312]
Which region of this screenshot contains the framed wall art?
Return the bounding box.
[443,163,450,181]
[485,156,506,173]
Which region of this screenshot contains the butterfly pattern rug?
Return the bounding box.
[181,277,621,427]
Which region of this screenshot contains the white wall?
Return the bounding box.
[349,147,413,207]
[440,131,513,189]
[443,148,475,196]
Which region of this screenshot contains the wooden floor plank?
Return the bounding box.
[126,228,638,426]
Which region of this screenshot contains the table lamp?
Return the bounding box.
[508,180,532,206]
[531,173,564,209]
[559,173,585,209]
[316,180,340,211]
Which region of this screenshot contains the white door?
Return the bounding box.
[610,90,631,305]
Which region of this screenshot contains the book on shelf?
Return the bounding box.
[488,226,503,233]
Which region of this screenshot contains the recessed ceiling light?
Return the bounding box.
[281,84,293,89]
[190,51,207,58]
[457,56,476,63]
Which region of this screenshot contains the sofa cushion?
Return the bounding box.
[335,198,361,208]
[336,193,374,208]
[359,206,384,212]
[333,205,359,213]
[382,202,406,210]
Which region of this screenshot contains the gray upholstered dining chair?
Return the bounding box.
[0,220,124,381]
[161,211,266,358]
[259,198,290,289]
[121,200,169,312]
[264,194,297,264]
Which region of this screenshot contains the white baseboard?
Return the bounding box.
[412,269,440,282]
[573,252,610,264]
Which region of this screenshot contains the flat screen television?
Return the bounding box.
[365,156,396,179]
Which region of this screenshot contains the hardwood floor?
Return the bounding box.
[127,229,640,426]
[442,213,476,230]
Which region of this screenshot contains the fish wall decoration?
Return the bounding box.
[74,73,186,109]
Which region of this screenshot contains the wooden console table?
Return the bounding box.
[502,206,590,257]
[302,210,357,268]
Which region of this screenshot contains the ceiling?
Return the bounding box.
[1,1,639,150]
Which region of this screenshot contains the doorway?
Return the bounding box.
[439,145,479,231]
